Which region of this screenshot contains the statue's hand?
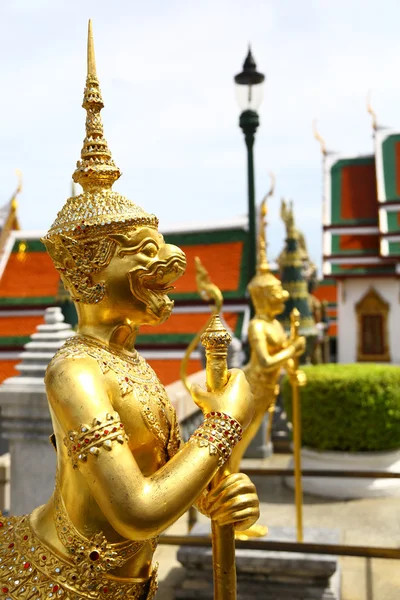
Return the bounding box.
[197,473,259,530]
[290,369,307,387]
[293,336,306,356]
[191,369,254,430]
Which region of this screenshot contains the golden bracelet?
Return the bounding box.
[190,412,243,466]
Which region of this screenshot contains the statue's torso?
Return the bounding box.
[1,336,180,598]
[245,318,288,394]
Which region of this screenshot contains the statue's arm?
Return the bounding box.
[249,321,296,370]
[47,357,242,541]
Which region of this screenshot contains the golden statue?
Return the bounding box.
[230,194,306,476]
[0,22,259,599]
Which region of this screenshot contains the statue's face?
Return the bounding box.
[252,282,289,318]
[267,284,289,316]
[102,227,186,326]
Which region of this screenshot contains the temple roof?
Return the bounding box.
[322,135,400,277]
[0,218,250,386]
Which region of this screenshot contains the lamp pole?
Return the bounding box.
[235,48,265,284]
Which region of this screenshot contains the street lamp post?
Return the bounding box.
[234,47,265,284]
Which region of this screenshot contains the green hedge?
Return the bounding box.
[282,364,400,452]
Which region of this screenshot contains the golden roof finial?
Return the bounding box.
[72,19,121,191]
[10,169,23,211]
[257,172,275,275]
[366,90,378,131]
[312,119,327,156]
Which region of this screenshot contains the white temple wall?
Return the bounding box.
[337,278,400,364]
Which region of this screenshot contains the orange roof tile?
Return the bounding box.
[0,252,59,298]
[339,234,379,252]
[313,283,337,303]
[341,163,378,221]
[147,357,202,386]
[0,315,44,336]
[0,359,19,384]
[174,242,243,294]
[140,312,239,336]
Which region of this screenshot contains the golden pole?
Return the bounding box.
[290,308,304,543]
[201,314,236,600]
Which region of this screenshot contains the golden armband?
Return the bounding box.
[190,412,243,466]
[64,412,129,468]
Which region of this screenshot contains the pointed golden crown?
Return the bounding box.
[44,20,157,242]
[248,175,280,293]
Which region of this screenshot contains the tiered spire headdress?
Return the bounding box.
[42,21,158,303]
[248,175,280,299]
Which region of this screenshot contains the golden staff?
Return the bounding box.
[201,314,236,600]
[180,257,223,393]
[290,307,304,543]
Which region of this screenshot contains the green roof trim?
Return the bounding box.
[330,156,377,226]
[0,336,30,347]
[11,239,46,253]
[164,227,247,247]
[386,211,400,233]
[388,241,400,256]
[381,134,400,202]
[331,263,397,275]
[0,296,56,307]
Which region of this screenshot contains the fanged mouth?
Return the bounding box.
[128,256,186,321]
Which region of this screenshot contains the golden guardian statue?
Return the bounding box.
[0,22,259,599]
[230,195,305,476]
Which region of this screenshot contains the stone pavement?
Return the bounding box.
[154,454,400,600]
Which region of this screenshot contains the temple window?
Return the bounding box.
[355,288,390,362]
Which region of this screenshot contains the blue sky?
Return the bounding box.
[1,0,400,272]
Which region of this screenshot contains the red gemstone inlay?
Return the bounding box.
[2,587,8,593]
[112,427,117,432]
[89,550,100,561]
[125,377,129,382]
[0,522,3,527]
[85,438,90,444]
[72,445,76,451]
[103,587,109,593]
[224,431,229,436]
[23,535,28,541]
[95,433,100,439]
[104,430,109,435]
[211,412,215,416]
[120,424,124,428]
[23,562,30,569]
[219,444,223,449]
[53,585,60,592]
[77,444,81,449]
[8,543,14,548]
[209,437,214,441]
[42,555,47,560]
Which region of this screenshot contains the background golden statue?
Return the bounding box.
[0,22,259,599]
[230,194,305,475]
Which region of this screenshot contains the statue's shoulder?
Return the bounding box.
[46,336,103,382]
[248,318,268,338]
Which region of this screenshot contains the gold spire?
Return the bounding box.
[366,90,378,131]
[72,19,121,191]
[44,20,157,242]
[312,119,327,156]
[247,175,280,295]
[257,172,275,275]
